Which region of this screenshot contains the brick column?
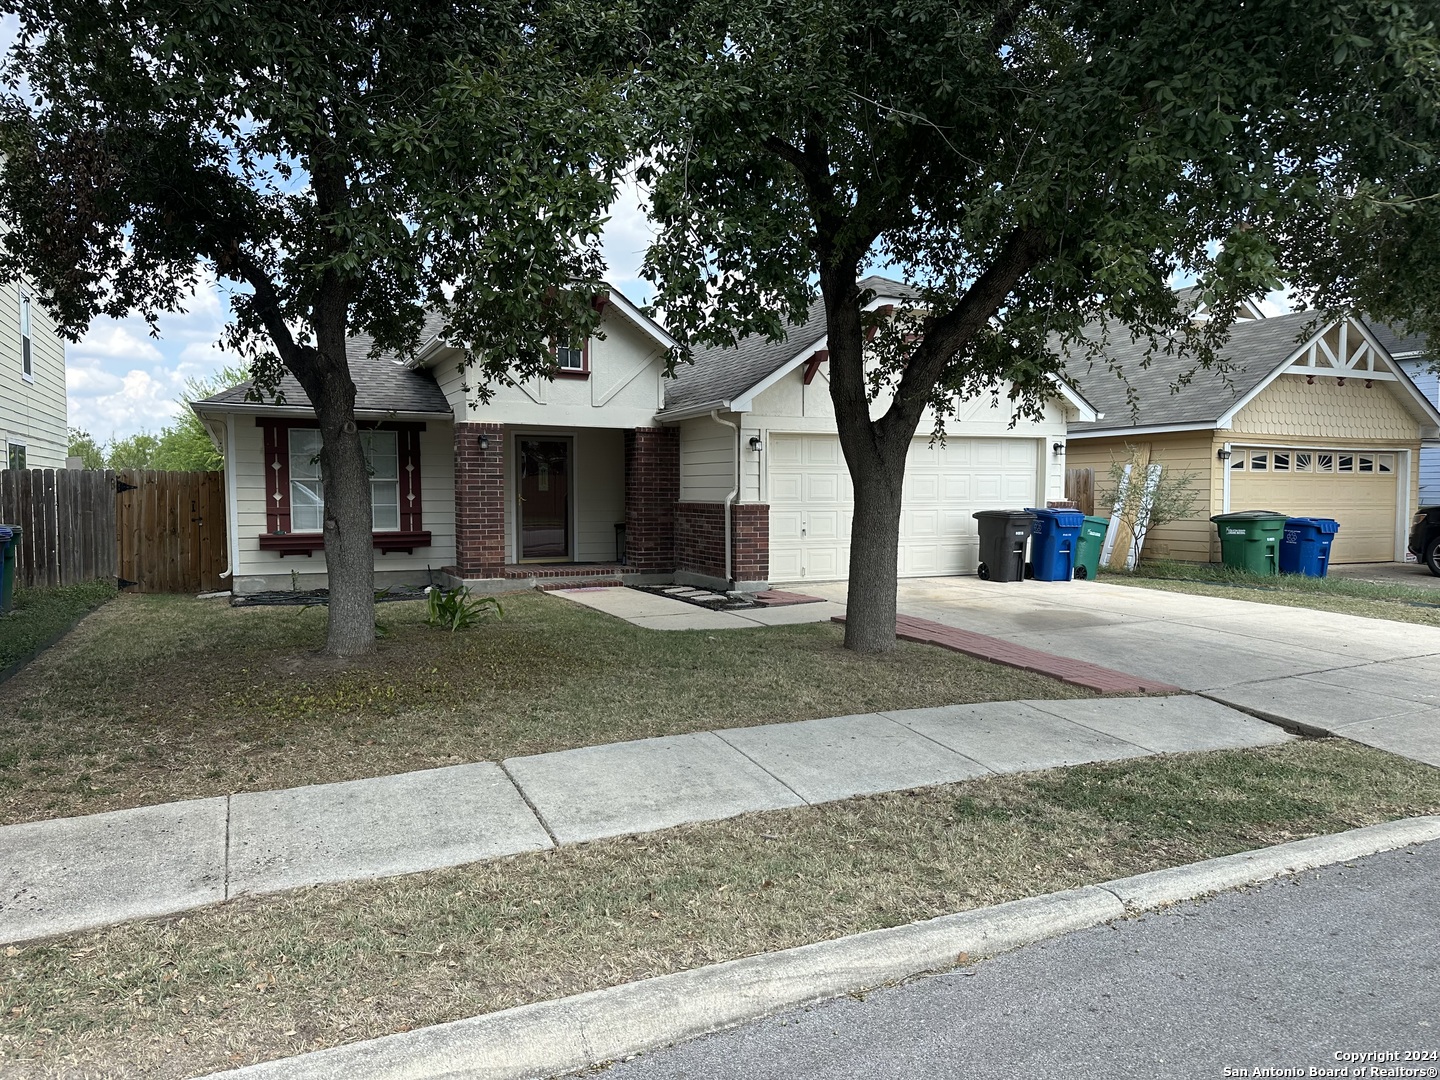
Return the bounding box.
[624,427,679,571]
[731,503,769,584]
[454,422,506,577]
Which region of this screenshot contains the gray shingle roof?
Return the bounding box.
[662,276,922,412]
[1365,321,1433,360]
[1066,310,1324,433]
[195,312,453,417]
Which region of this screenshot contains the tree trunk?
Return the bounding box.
[310,374,376,657]
[841,455,906,653]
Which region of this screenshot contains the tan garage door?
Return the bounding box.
[1229,447,1400,563]
[768,433,1039,582]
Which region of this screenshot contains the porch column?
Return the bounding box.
[624,427,679,571]
[454,422,506,577]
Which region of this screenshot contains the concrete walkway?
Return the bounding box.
[552,586,847,629]
[0,695,1289,945]
[802,576,1440,767]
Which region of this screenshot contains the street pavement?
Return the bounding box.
[806,576,1440,766]
[604,838,1440,1080]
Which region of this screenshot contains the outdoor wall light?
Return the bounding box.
[749,436,765,452]
[478,433,490,451]
[1217,447,1232,461]
[1052,441,1065,456]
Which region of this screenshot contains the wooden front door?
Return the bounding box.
[518,437,571,560]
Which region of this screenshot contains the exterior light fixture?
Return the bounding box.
[749,436,764,452]
[1364,379,1374,389]
[478,433,490,451]
[1217,447,1232,461]
[1052,441,1065,456]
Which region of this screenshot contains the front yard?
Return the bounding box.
[2,738,1437,1079]
[1102,559,1440,627]
[0,590,1088,825]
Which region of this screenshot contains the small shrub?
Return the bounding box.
[425,586,503,632]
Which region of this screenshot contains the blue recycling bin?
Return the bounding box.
[0,525,14,615]
[1025,507,1085,581]
[1279,517,1339,577]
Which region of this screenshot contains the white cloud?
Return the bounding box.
[71,324,163,363]
[68,369,190,440]
[602,174,656,305]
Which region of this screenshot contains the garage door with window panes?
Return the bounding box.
[1228,447,1400,562]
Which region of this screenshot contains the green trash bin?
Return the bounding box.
[0,525,15,615]
[1210,511,1288,576]
[1074,516,1109,580]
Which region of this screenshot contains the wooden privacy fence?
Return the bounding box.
[115,470,228,594]
[0,468,228,593]
[0,468,118,588]
[1065,467,1096,516]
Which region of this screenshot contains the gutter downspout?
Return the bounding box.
[220,413,239,581]
[710,409,740,589]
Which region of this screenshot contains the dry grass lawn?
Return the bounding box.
[1,739,1437,1079]
[0,590,1088,825]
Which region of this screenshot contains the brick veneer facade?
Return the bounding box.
[624,427,680,571]
[675,501,769,585]
[454,422,506,576]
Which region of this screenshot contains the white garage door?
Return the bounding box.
[1229,447,1402,563]
[768,433,1039,582]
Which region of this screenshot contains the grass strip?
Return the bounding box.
[0,591,1087,825]
[0,581,117,682]
[3,739,1438,1079]
[1102,559,1440,627]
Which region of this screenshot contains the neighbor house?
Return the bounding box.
[1367,323,1439,508]
[0,276,67,470]
[1066,308,1440,564]
[193,277,1097,595]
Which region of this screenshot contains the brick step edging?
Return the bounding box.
[832,614,1182,695]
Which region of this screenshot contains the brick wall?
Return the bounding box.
[676,501,769,584]
[624,427,679,571]
[454,422,505,576]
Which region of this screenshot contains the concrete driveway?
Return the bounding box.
[802,576,1440,767]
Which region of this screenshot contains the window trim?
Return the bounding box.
[256,418,431,556]
[552,338,590,379]
[19,291,33,383]
[7,441,26,471]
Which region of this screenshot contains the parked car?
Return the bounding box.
[1410,506,1440,576]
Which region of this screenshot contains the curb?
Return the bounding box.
[199,815,1440,1080]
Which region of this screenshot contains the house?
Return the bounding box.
[193,277,1096,595]
[1065,308,1440,564]
[1367,323,1439,507]
[0,276,67,470]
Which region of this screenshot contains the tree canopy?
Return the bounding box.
[634,0,1440,650]
[1,0,633,652]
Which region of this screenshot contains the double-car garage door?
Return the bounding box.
[768,433,1039,582]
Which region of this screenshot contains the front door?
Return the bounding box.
[518,437,571,561]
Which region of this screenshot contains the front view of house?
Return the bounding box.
[193,278,1096,596]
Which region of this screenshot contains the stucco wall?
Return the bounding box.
[434,313,669,431]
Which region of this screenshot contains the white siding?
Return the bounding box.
[678,416,737,502]
[0,280,67,469]
[231,416,456,585]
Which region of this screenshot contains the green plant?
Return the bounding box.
[425,586,503,632]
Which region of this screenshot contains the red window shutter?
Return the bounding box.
[398,425,423,533]
[259,419,293,533]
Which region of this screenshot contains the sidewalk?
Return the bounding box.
[0,695,1290,945]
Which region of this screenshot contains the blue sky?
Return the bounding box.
[67,177,660,441]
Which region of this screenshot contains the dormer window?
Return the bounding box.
[554,339,588,376]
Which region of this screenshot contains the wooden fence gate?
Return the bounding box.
[1065,467,1096,516]
[0,468,119,588]
[115,470,228,594]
